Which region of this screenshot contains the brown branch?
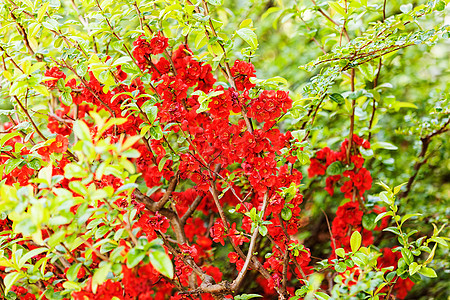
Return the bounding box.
[302,95,326,142]
[133,172,179,211]
[311,0,350,41]
[13,95,47,141]
[79,237,110,262]
[133,175,186,244]
[5,0,34,18]
[399,118,450,199]
[159,233,231,298]
[103,200,138,246]
[0,46,24,72]
[321,208,336,250]
[57,59,116,118]
[281,243,289,294]
[368,58,383,142]
[61,243,92,275]
[297,12,327,55]
[341,43,414,71]
[181,195,204,224]
[232,191,269,291]
[346,68,356,163]
[187,0,254,134]
[6,6,42,61]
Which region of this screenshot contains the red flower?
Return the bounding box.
[228,252,239,263]
[150,32,169,55]
[230,60,256,91]
[44,66,66,88]
[210,219,227,246]
[136,212,170,241]
[49,134,69,153]
[10,165,34,186]
[37,145,51,162]
[133,35,152,69]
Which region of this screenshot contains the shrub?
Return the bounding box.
[0,0,448,299]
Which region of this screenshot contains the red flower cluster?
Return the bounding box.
[210,218,228,246]
[10,286,36,300]
[378,248,415,299]
[136,212,170,241]
[248,90,292,127]
[0,27,422,300]
[36,134,69,162]
[44,66,66,88]
[47,106,72,136]
[73,262,172,300]
[132,32,169,69]
[331,201,373,253]
[230,60,256,91]
[308,135,372,200]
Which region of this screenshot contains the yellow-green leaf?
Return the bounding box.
[350,231,362,252]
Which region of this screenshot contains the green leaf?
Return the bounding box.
[76,63,88,76]
[66,263,83,282]
[127,248,146,268]
[92,263,111,293]
[374,211,393,223]
[379,191,393,205]
[149,126,163,140]
[351,253,368,267]
[27,159,41,170]
[400,3,413,13]
[393,182,407,195]
[281,207,292,221]
[328,1,346,15]
[236,28,258,49]
[315,292,331,300]
[335,261,347,273]
[37,2,49,22]
[61,92,73,106]
[362,213,377,231]
[21,0,34,8]
[409,262,420,276]
[73,120,91,141]
[0,132,21,147]
[435,0,446,11]
[392,101,418,110]
[401,213,421,226]
[207,0,223,5]
[234,294,262,300]
[147,106,158,124]
[297,151,310,165]
[418,266,437,278]
[112,56,132,67]
[335,248,345,258]
[326,161,344,175]
[149,250,174,279]
[372,142,398,150]
[258,225,268,236]
[65,163,88,179]
[429,237,448,247]
[18,247,47,268]
[3,272,23,295]
[377,181,392,192]
[350,231,362,253]
[158,155,169,172]
[3,159,22,176]
[329,93,345,105]
[401,248,413,265]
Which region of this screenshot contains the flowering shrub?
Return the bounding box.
[0,0,448,300]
